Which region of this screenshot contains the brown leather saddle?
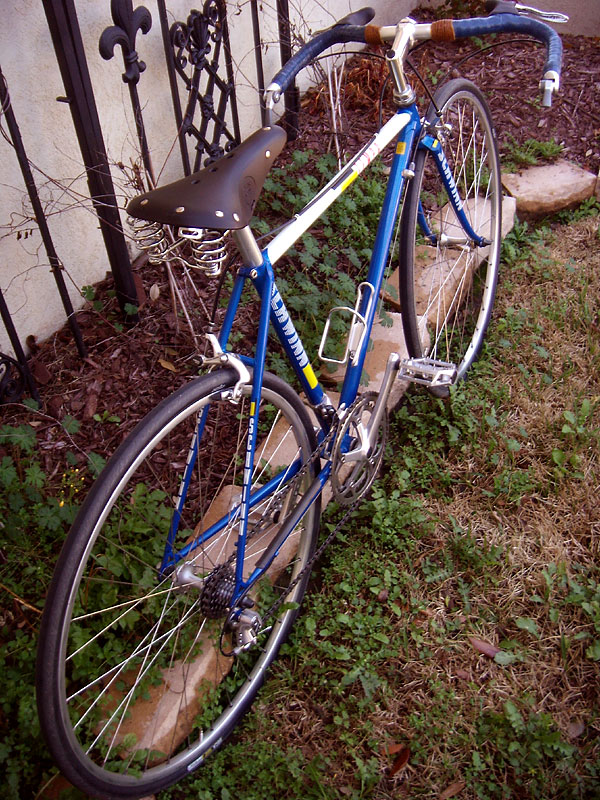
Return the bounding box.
[127,125,287,231]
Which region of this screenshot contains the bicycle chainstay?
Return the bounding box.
[193,395,380,651]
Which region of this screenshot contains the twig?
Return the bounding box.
[0,581,41,614]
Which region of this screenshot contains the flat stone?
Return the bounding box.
[502,160,597,218]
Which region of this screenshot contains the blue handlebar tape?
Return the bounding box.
[453,13,562,76]
[271,25,367,94]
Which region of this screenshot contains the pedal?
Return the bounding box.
[399,357,457,387]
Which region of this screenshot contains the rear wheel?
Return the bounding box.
[399,78,502,392]
[37,369,319,798]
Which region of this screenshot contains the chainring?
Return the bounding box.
[330,392,388,505]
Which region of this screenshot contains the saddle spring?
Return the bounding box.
[127,217,169,264]
[179,227,229,277]
[128,217,229,277]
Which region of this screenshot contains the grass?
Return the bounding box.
[159,212,600,799]
[1,205,599,798]
[501,137,564,174]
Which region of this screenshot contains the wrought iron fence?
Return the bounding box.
[1,0,298,403]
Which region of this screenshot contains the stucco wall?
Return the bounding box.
[0,0,594,358]
[0,0,420,358]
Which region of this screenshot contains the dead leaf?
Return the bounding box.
[47,396,63,417]
[158,358,177,373]
[455,669,470,681]
[388,744,410,777]
[440,780,466,799]
[380,742,409,756]
[149,283,160,302]
[30,358,51,385]
[469,637,500,659]
[567,719,585,739]
[83,392,98,420]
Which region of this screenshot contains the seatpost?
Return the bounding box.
[233,226,263,268]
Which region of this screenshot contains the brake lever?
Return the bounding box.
[486,1,569,24]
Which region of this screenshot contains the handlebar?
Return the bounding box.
[266,25,368,98]
[445,14,562,105]
[266,5,563,112]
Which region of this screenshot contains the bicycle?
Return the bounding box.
[36,2,566,797]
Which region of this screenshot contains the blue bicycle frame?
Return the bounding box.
[159,101,481,596]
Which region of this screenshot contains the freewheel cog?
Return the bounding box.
[330,392,388,505]
[200,564,236,618]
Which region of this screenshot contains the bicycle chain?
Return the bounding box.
[259,497,358,627]
[255,397,367,629]
[200,396,368,645]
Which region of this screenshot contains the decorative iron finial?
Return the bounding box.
[99,0,152,85]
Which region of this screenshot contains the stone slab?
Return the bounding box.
[502,161,597,218]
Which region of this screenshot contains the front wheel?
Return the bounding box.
[399,78,502,392]
[36,369,320,798]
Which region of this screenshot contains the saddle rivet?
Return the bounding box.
[265,150,271,158]
[175,206,185,213]
[233,212,240,222]
[140,199,148,206]
[215,210,224,218]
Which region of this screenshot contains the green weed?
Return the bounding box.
[502,136,563,173]
[253,150,386,386]
[0,424,79,798]
[471,702,579,798]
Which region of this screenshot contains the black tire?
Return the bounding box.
[37,369,320,799]
[399,78,502,392]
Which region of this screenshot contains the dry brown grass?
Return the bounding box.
[167,217,600,800]
[371,215,600,797]
[279,216,599,798]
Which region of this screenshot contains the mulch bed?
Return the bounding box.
[2,18,599,478]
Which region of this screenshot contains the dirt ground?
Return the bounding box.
[2,21,599,487]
